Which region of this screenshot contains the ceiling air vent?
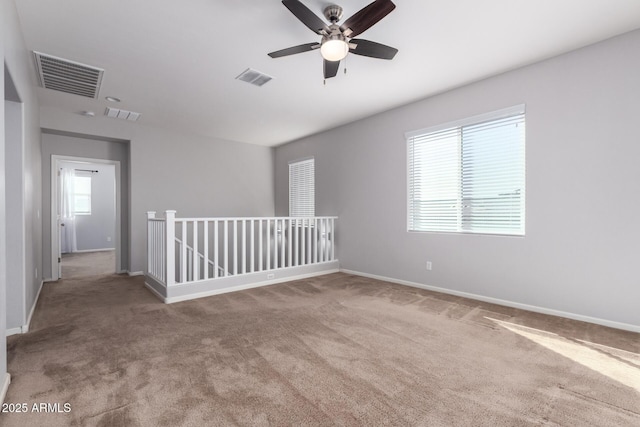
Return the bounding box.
[105,107,141,122]
[33,51,104,99]
[235,68,273,87]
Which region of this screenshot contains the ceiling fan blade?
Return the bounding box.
[268,43,320,58]
[349,39,398,60]
[282,0,329,35]
[323,59,340,79]
[340,0,396,38]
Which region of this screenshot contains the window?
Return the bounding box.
[74,174,92,215]
[289,158,315,217]
[407,105,525,235]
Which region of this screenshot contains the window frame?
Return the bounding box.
[405,105,526,236]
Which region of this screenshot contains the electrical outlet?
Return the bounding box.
[426,261,432,271]
[267,273,275,279]
[107,236,112,242]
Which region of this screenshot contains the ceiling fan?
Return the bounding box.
[268,0,398,80]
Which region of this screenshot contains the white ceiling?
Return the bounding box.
[14,0,640,146]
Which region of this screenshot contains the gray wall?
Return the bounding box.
[2,0,43,385]
[39,110,275,274]
[128,126,275,273]
[0,35,7,392]
[5,100,24,330]
[58,161,116,252]
[275,29,640,329]
[42,132,129,275]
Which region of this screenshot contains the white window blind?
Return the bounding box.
[289,158,315,217]
[407,106,525,235]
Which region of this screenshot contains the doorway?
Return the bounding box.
[51,156,122,280]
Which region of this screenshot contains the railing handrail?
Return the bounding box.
[147,211,337,288]
[173,216,338,222]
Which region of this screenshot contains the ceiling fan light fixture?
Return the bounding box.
[321,39,349,61]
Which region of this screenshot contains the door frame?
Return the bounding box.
[50,155,122,280]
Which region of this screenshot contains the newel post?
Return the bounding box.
[165,210,176,286]
[146,211,156,274]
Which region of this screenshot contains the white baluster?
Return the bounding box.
[331,218,335,261]
[314,218,318,263]
[280,219,285,268]
[147,212,155,275]
[214,220,219,278]
[241,219,246,274]
[287,218,292,268]
[266,219,271,270]
[233,219,238,275]
[224,220,229,277]
[294,218,298,267]
[181,221,187,283]
[250,220,255,273]
[259,219,263,272]
[307,218,312,265]
[301,218,306,266]
[165,211,176,286]
[273,219,278,269]
[192,221,199,281]
[203,221,209,280]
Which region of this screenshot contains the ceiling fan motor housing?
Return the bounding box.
[324,5,343,23]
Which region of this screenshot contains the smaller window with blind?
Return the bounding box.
[406,105,525,236]
[289,158,315,217]
[74,174,92,215]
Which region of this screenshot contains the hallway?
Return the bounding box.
[61,251,116,279]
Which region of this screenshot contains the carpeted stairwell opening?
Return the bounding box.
[2,272,639,426]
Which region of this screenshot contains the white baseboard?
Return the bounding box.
[341,269,640,333]
[1,374,10,404]
[6,327,22,337]
[167,269,340,304]
[67,248,115,253]
[144,282,166,301]
[23,280,44,334]
[146,268,341,304]
[5,279,44,336]
[127,271,144,277]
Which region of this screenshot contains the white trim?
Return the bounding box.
[6,279,44,336]
[1,374,11,404]
[341,269,640,333]
[65,248,115,254]
[147,269,340,304]
[127,271,144,277]
[144,281,166,301]
[288,156,314,165]
[6,327,22,337]
[23,280,44,333]
[51,155,122,280]
[404,104,526,139]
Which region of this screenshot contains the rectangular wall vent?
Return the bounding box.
[105,107,141,122]
[33,51,104,98]
[235,68,273,87]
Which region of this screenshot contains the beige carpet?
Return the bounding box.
[3,272,639,426]
[61,251,116,279]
